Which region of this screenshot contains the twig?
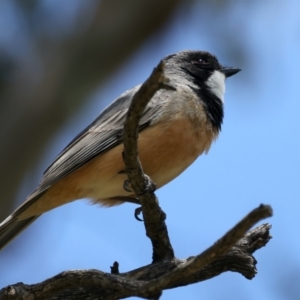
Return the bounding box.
[139,204,272,293]
[122,60,175,262]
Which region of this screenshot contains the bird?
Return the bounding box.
[0,50,240,250]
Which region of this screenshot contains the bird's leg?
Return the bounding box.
[136,174,157,196]
[121,171,157,221]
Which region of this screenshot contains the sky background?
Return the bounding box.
[0,0,300,299]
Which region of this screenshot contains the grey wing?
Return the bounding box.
[31,85,168,198]
[0,86,171,249]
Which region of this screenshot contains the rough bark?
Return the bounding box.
[0,224,272,300]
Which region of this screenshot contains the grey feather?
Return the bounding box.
[30,87,169,199]
[0,215,39,250]
[0,87,170,249]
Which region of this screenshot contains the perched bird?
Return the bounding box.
[0,50,240,250]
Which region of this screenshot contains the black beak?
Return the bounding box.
[221,67,241,78]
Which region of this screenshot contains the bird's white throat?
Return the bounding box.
[206,70,226,103]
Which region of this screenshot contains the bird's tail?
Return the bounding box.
[0,189,48,250]
[0,215,40,250]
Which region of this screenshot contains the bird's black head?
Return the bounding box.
[164,50,240,83]
[164,50,240,131]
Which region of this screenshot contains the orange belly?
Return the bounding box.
[19,117,217,218]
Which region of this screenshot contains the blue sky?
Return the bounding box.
[0,1,300,299]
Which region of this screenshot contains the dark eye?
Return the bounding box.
[198,58,209,65]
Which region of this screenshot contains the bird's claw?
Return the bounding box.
[123,179,133,192]
[137,174,156,196]
[134,206,143,221]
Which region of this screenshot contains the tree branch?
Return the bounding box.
[138,205,272,294]
[122,60,175,262]
[0,223,272,299]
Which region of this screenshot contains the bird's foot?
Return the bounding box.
[134,206,143,221]
[123,179,133,192]
[123,175,156,195]
[136,174,156,196]
[134,206,166,222]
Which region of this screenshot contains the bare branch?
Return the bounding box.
[130,205,272,295]
[0,223,272,299]
[122,60,176,262]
